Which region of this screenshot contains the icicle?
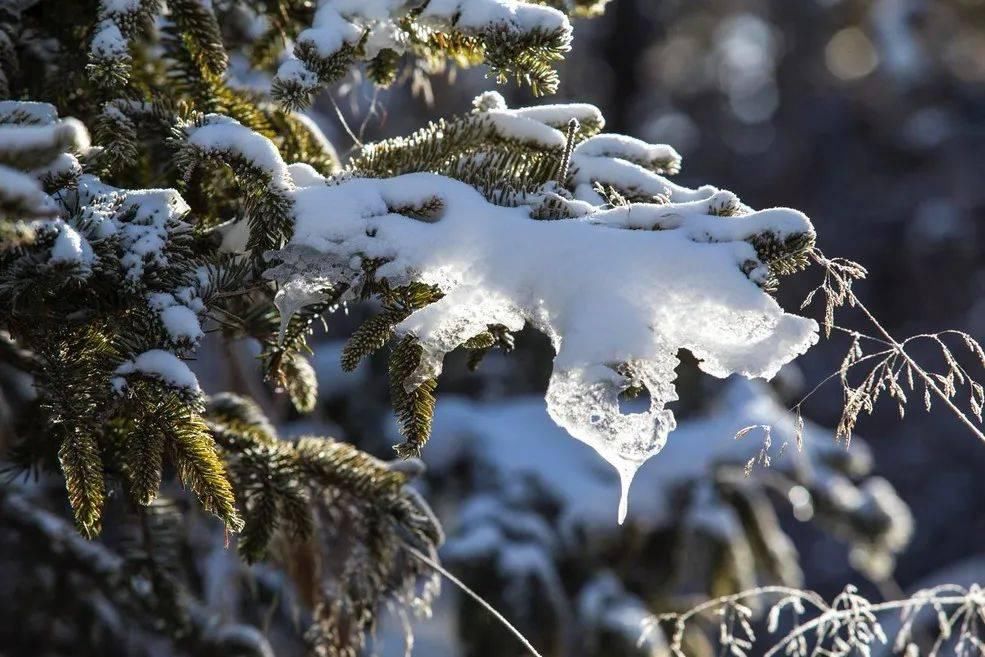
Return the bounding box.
[273,280,331,343]
[615,461,636,525]
[545,363,677,523]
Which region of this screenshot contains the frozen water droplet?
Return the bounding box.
[545,362,677,523]
[273,280,331,343]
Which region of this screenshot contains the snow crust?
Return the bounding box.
[189,108,817,520]
[113,349,202,394]
[267,168,816,519]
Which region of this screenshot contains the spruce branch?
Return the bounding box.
[389,335,438,459]
[58,428,106,538]
[0,489,275,656]
[168,411,244,531]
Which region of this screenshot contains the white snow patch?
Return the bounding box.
[147,292,204,345]
[0,164,57,217]
[90,20,128,58]
[420,0,569,35]
[268,170,817,520]
[48,222,95,271]
[75,176,191,283]
[113,349,202,394]
[0,118,90,156]
[184,115,293,190]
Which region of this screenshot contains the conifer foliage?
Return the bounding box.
[1,0,825,654]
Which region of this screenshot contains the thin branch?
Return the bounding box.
[812,250,985,446]
[405,544,546,657]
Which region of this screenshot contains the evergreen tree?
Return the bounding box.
[0,1,926,656]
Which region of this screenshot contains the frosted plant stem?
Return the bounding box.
[815,251,985,446]
[405,544,546,657]
[761,594,974,657]
[649,584,977,657]
[852,295,985,445]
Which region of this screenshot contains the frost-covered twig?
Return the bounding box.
[801,249,985,446]
[643,584,985,657]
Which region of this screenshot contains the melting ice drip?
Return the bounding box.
[545,362,678,524]
[181,104,824,527]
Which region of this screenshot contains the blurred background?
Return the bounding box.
[281,0,985,654]
[4,1,983,655]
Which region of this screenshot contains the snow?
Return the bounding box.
[0,118,90,156]
[268,168,816,520]
[296,5,363,59]
[47,222,95,272]
[287,162,327,187]
[484,110,568,148]
[113,349,202,394]
[327,0,405,21]
[75,176,192,283]
[184,115,293,190]
[0,101,59,125]
[574,134,680,172]
[100,0,142,15]
[174,102,822,522]
[570,140,718,204]
[272,0,572,94]
[509,102,605,131]
[273,58,319,89]
[362,21,406,58]
[0,164,57,217]
[147,292,204,346]
[420,0,569,35]
[90,20,128,59]
[33,152,83,184]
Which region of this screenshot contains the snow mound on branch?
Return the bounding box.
[273,0,571,90]
[47,222,95,271]
[266,170,818,521]
[112,349,202,395]
[75,175,192,283]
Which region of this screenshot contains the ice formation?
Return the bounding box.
[186,111,819,522]
[420,379,912,561]
[276,177,816,519]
